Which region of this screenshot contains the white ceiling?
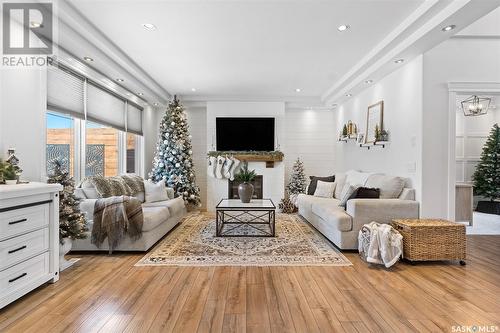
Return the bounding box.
[67,0,424,98]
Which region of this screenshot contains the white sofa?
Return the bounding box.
[297,170,419,250]
[72,180,186,252]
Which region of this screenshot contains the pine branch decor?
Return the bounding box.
[47,160,88,244]
[149,96,201,209]
[472,123,500,201]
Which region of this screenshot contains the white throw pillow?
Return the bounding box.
[338,184,358,207]
[144,180,169,203]
[313,180,336,198]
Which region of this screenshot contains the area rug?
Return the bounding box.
[135,212,352,266]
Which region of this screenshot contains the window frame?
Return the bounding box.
[45,112,144,184]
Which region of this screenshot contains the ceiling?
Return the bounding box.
[65,0,423,98]
[58,0,500,107]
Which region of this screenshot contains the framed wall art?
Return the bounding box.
[365,101,384,143]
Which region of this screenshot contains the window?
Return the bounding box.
[46,112,75,177]
[126,132,137,173]
[46,64,144,182]
[85,121,119,177]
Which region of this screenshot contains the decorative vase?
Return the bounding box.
[5,179,17,185]
[238,182,254,203]
[59,238,74,271]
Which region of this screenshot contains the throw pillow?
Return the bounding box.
[313,180,336,198]
[120,174,145,195]
[108,176,133,196]
[87,176,113,198]
[355,187,380,199]
[338,184,358,208]
[144,179,169,203]
[307,175,335,195]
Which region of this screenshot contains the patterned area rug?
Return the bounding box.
[136,213,352,266]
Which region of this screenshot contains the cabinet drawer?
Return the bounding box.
[0,252,49,299]
[0,228,50,270]
[0,204,49,241]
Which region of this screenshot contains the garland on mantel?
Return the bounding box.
[207,151,284,158]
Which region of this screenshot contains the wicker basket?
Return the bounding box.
[391,219,466,264]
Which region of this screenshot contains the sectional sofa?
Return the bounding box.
[297,170,419,250]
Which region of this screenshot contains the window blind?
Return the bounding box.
[127,103,143,135]
[86,83,127,132]
[47,66,85,119]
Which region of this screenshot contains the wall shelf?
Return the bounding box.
[360,141,389,149]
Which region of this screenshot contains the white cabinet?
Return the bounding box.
[0,182,62,309]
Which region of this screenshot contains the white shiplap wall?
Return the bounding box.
[283,108,336,185]
[185,106,208,210]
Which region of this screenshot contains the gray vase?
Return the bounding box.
[238,182,254,203]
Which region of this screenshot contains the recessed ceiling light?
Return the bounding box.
[126,93,131,96]
[137,92,144,96]
[394,59,404,64]
[83,56,94,62]
[295,88,301,93]
[153,102,159,106]
[337,24,350,32]
[115,78,124,82]
[142,23,157,31]
[30,21,41,28]
[345,93,352,97]
[191,88,197,92]
[442,25,456,32]
[365,79,373,84]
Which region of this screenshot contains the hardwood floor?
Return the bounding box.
[1,235,499,333]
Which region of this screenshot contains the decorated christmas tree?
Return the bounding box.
[47,160,88,244]
[287,158,307,196]
[149,96,201,208]
[473,123,500,202]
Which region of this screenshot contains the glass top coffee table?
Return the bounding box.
[215,199,276,237]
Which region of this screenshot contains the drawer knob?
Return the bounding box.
[8,218,27,225]
[8,245,27,254]
[9,272,27,283]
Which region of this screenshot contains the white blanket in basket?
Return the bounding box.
[359,222,403,268]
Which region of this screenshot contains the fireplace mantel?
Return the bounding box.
[208,151,283,168]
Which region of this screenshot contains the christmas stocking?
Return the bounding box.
[223,157,234,179]
[215,156,225,179]
[228,157,241,181]
[207,156,216,178]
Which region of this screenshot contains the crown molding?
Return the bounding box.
[448,82,500,93]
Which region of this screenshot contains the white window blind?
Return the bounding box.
[86,83,127,132]
[127,103,143,135]
[47,66,85,118]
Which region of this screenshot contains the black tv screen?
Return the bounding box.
[216,117,275,151]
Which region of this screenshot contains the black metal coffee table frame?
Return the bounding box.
[215,199,276,237]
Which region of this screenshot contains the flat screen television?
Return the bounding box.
[216,117,275,151]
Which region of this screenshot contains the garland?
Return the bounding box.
[207,151,284,159]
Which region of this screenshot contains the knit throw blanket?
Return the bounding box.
[91,196,143,253]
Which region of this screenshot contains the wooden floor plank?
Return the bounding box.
[0,235,498,333]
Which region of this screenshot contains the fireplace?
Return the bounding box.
[228,175,263,200]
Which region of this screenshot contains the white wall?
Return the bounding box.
[0,68,47,182]
[283,108,336,182]
[333,56,423,200]
[422,38,500,218]
[206,101,285,210]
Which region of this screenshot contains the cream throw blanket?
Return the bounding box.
[359,222,403,268]
[91,196,143,253]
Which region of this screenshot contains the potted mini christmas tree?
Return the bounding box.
[472,123,500,215]
[47,160,88,270]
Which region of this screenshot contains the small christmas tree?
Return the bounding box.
[473,123,500,201]
[47,160,88,244]
[286,158,307,206]
[149,96,201,208]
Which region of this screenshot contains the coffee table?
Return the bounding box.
[215,199,276,237]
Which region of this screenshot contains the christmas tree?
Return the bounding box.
[473,123,500,201]
[47,160,88,244]
[286,158,307,206]
[149,96,201,208]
